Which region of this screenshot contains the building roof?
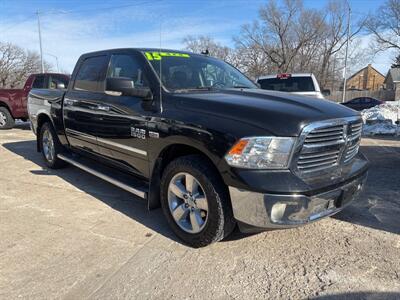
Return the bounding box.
[347,64,385,81]
[385,68,400,83]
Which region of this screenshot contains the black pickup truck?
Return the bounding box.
[28,48,368,247]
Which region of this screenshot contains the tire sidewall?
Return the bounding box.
[160,157,228,247]
[0,107,15,130]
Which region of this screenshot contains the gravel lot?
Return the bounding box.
[1,124,399,299]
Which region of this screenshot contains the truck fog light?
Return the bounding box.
[271,203,287,222]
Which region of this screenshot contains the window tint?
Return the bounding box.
[351,98,361,104]
[49,75,69,89]
[107,54,149,88]
[258,76,316,92]
[32,75,46,89]
[74,55,108,92]
[144,52,256,91]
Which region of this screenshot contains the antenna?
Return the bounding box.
[159,18,163,113]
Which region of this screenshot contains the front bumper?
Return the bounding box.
[230,170,368,232]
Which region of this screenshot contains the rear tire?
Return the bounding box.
[39,122,67,169]
[0,107,15,129]
[160,155,236,247]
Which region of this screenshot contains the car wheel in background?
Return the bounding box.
[0,107,15,129]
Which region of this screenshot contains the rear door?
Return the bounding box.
[94,52,151,177]
[63,55,109,154]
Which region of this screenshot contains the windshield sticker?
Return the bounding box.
[144,51,190,61]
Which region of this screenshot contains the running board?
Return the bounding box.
[57,154,148,199]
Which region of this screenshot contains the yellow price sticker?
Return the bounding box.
[144,51,190,60]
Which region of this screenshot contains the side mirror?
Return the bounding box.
[56,83,65,89]
[106,77,153,100]
[322,89,331,96]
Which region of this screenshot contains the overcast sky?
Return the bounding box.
[0,0,393,75]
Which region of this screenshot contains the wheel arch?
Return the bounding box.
[0,100,12,116]
[148,142,226,210]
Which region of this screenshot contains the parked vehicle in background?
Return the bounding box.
[28,48,368,247]
[257,73,330,99]
[0,73,69,129]
[341,97,384,111]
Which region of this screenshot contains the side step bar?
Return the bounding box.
[57,154,147,199]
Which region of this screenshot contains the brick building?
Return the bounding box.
[346,64,385,91]
[384,68,400,100]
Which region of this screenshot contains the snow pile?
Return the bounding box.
[361,101,400,135]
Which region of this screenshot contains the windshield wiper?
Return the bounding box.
[173,86,216,93]
[232,85,251,89]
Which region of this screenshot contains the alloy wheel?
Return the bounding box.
[167,172,209,234]
[42,129,55,162]
[0,111,7,127]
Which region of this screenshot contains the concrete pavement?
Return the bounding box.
[1,124,399,299]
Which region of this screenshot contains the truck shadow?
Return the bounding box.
[3,140,184,244]
[311,291,400,300]
[333,144,400,235]
[13,121,31,130]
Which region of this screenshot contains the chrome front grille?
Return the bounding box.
[294,118,362,174]
[344,121,363,163]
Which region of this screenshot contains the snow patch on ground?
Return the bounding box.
[361,101,400,135]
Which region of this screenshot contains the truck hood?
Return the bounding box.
[173,88,359,136]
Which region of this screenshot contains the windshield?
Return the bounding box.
[143,51,257,91]
[258,76,316,92]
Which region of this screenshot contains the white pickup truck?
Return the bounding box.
[257,73,330,99]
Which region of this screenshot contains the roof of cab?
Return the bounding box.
[79,48,197,58]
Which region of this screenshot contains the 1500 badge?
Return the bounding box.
[131,127,146,139]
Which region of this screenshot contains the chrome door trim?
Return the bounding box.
[65,128,97,142]
[97,137,147,156]
[66,128,147,157]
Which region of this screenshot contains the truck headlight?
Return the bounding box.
[224,137,295,169]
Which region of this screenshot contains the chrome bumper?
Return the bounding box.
[229,172,367,231]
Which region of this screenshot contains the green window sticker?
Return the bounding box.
[144,51,190,60]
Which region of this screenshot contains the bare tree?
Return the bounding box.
[183,35,234,62]
[392,54,400,68]
[366,0,400,52]
[0,42,52,88]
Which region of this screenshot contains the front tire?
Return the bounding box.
[39,123,67,169]
[160,155,235,247]
[0,107,15,129]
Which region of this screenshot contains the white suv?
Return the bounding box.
[257,73,329,99]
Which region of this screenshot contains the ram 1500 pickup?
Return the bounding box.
[0,73,69,129]
[28,48,368,247]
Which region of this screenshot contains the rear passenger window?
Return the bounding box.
[107,54,149,88]
[32,75,46,89]
[74,55,108,92]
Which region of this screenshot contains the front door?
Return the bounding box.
[93,52,152,178]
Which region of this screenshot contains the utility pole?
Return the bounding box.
[342,1,351,103]
[46,53,59,72]
[36,11,44,73]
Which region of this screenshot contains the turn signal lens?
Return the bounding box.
[228,139,249,155]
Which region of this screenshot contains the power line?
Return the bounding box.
[40,0,163,16]
[1,0,163,34]
[1,14,35,33]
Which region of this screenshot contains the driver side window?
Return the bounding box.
[107,54,149,88]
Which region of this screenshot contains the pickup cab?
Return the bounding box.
[28,48,368,247]
[0,73,69,129]
[257,73,330,99]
